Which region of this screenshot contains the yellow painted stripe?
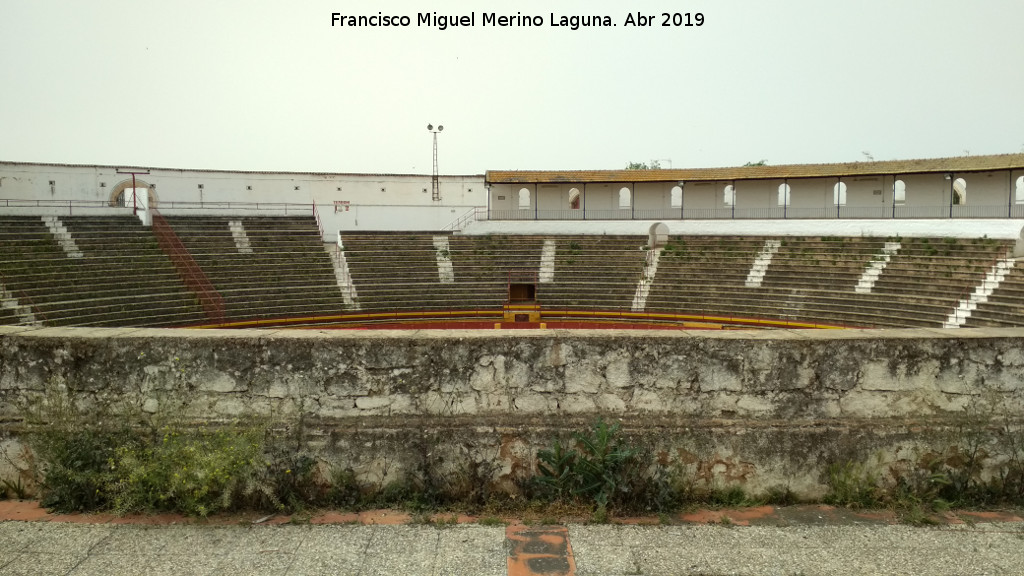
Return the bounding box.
[186,308,852,330]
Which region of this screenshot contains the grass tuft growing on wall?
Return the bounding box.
[109,423,272,517]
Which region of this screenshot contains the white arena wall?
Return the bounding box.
[462,218,1024,240]
[5,156,1024,240]
[488,170,1024,217]
[0,161,486,240]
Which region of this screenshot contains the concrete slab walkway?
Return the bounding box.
[1,502,1023,575]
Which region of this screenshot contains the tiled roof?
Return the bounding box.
[485,153,1024,184]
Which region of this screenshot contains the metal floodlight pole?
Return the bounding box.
[427,124,443,201]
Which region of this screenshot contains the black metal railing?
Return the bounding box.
[486,204,1024,221]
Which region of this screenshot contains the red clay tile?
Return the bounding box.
[847,509,899,524]
[311,511,360,524]
[0,501,50,521]
[957,510,1024,523]
[506,524,576,576]
[47,512,116,524]
[678,509,733,524]
[614,516,662,525]
[720,505,777,525]
[108,513,187,525]
[359,509,412,525]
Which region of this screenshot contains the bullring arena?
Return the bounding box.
[3,153,1024,500]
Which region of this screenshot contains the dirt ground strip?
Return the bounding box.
[3,499,1023,528]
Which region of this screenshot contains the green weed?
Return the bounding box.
[536,419,640,515]
[109,422,272,517]
[1,477,28,500]
[824,460,882,508]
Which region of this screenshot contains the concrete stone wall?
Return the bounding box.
[2,326,1024,498]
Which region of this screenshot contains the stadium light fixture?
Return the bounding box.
[428,124,444,201]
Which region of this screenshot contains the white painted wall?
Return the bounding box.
[844,175,889,208]
[0,161,486,238]
[463,218,1024,239]
[683,182,719,209]
[6,161,1024,235]
[325,204,479,237]
[957,170,1013,205]
[488,169,1024,221]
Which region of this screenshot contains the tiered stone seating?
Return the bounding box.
[163,216,346,322]
[870,237,1012,326]
[341,234,647,315]
[0,215,205,327]
[0,216,66,327]
[645,236,773,321]
[448,235,546,309]
[3,220,1020,329]
[761,237,886,291]
[542,236,647,311]
[336,233,1020,329]
[0,307,16,325]
[963,264,1024,328]
[340,232,460,312]
[645,235,1014,328]
[752,237,931,327]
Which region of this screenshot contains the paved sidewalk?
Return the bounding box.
[1,503,1023,575]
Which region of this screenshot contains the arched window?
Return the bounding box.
[777,183,791,207]
[833,182,848,206]
[1016,176,1024,205]
[724,184,735,206]
[953,177,966,205]
[568,188,581,209]
[670,185,683,208]
[518,187,531,209]
[618,187,632,209]
[894,179,906,205]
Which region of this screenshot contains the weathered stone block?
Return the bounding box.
[513,394,554,413]
[355,395,393,410]
[605,355,632,389]
[564,364,602,394]
[199,370,238,393]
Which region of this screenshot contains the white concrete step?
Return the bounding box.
[539,239,556,284]
[944,257,1016,328]
[1,283,42,326]
[228,220,253,254]
[433,236,455,284]
[40,215,83,258]
[325,242,360,309]
[745,240,781,288]
[855,242,901,294]
[631,248,662,312]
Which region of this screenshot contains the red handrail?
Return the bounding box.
[151,210,225,323]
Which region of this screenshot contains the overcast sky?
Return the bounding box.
[2,1,1022,175]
